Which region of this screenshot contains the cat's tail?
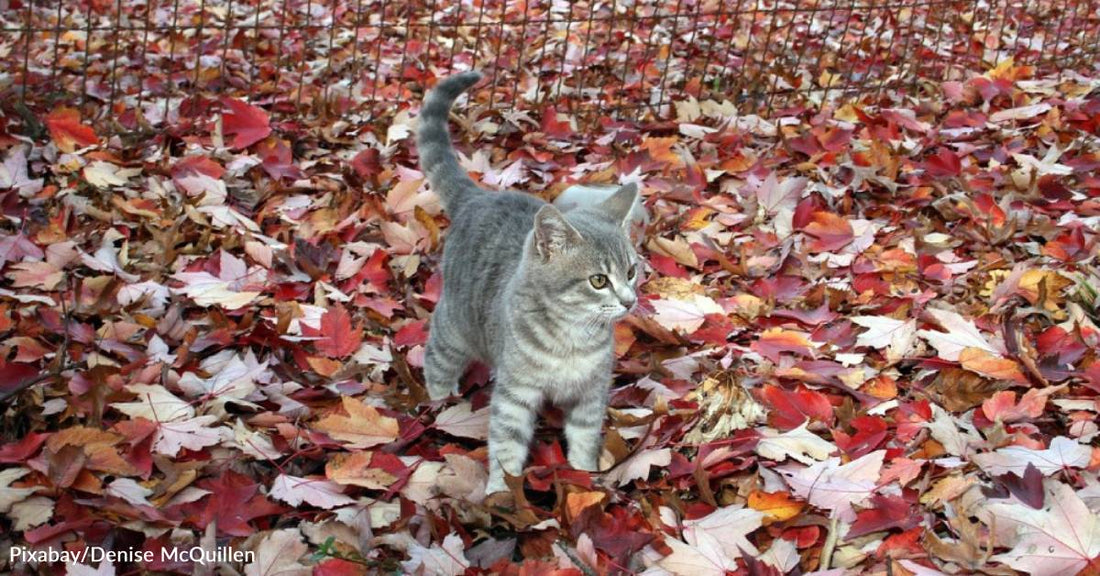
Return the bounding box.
[417,71,483,214]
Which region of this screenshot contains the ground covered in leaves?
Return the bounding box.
[2,1,1100,575]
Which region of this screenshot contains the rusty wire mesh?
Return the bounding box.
[1,0,1098,128]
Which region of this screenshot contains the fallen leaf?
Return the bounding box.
[313,397,400,449]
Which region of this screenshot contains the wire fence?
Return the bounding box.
[1,0,1098,128]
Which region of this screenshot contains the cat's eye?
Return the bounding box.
[627,264,637,279]
[589,274,609,289]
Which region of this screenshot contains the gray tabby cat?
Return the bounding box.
[417,71,641,494]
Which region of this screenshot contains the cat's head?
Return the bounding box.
[524,184,641,324]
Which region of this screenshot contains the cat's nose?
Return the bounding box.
[619,293,636,309]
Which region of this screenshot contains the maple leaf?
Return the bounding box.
[747,490,805,523]
[980,386,1062,423]
[269,474,355,509]
[400,533,471,576]
[603,447,671,487]
[779,450,886,522]
[917,308,999,361]
[803,211,854,253]
[758,385,835,429]
[313,397,399,448]
[847,493,919,538]
[154,416,230,457]
[921,147,962,178]
[0,232,45,266]
[959,348,1027,384]
[177,352,266,410]
[326,451,404,490]
[648,505,765,576]
[751,328,815,362]
[221,99,272,149]
[0,467,39,513]
[650,294,724,333]
[433,402,490,440]
[45,107,99,152]
[850,315,917,363]
[754,423,836,464]
[181,470,285,537]
[112,384,194,422]
[244,529,310,576]
[986,480,1100,576]
[0,147,43,195]
[973,436,1092,477]
[9,496,53,531]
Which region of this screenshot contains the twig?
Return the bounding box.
[555,540,598,576]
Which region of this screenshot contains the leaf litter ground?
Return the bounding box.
[0,1,1099,575]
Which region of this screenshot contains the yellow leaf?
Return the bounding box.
[313,397,400,449]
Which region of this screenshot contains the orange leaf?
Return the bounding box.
[313,397,399,449]
[751,328,814,362]
[981,386,1061,423]
[45,107,99,152]
[748,490,804,522]
[959,347,1027,384]
[326,451,398,489]
[307,356,342,377]
[564,490,605,520]
[803,211,854,253]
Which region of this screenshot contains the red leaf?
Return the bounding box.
[177,470,286,537]
[540,106,573,139]
[759,385,835,430]
[221,98,272,149]
[994,463,1045,509]
[922,147,962,178]
[306,306,363,358]
[0,358,38,396]
[172,155,225,180]
[394,320,428,348]
[350,148,382,181]
[315,559,368,576]
[256,136,303,181]
[45,107,99,152]
[0,432,49,463]
[848,494,919,538]
[833,416,888,458]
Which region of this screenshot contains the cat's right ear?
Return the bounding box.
[533,205,581,261]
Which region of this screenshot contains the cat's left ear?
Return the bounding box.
[598,183,639,227]
[533,205,581,261]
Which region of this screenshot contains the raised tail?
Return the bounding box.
[417,71,484,214]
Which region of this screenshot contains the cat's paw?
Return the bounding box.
[485,475,508,495]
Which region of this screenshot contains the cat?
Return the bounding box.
[416,71,641,494]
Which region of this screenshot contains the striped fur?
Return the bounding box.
[416,71,484,214]
[417,72,642,494]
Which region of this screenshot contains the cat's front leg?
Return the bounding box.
[486,380,540,494]
[564,385,609,472]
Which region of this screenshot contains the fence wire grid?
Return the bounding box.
[1,0,1098,128]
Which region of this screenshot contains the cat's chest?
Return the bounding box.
[500,335,611,395]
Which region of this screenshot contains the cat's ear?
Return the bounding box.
[598,183,639,227]
[533,205,581,261]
